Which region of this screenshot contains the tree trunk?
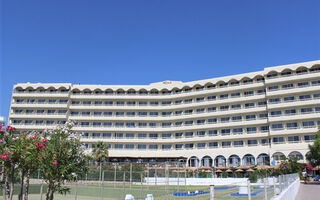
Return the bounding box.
[18,170,25,200]
[45,183,51,200]
[49,187,54,200]
[1,164,7,200]
[5,171,9,199]
[24,169,31,200]
[9,164,15,200]
[99,162,102,182]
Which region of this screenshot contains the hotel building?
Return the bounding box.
[8,60,320,168]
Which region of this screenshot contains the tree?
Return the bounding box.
[92,141,109,181]
[40,122,88,200]
[306,129,320,167]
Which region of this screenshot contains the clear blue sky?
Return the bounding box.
[1,0,320,121]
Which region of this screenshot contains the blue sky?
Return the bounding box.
[1,0,320,121]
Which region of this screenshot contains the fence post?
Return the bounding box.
[247,180,251,200]
[264,178,267,200]
[184,168,187,191]
[101,170,104,200]
[123,171,126,193]
[155,168,157,186]
[140,173,143,200]
[177,164,180,192]
[40,179,44,200]
[75,178,78,200]
[130,163,132,189]
[210,185,215,200]
[114,165,117,188]
[147,167,149,190]
[279,175,283,193]
[273,176,276,196]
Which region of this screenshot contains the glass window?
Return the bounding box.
[273,137,284,144]
[311,80,320,85]
[271,111,282,117]
[114,144,123,149]
[297,82,309,87]
[304,135,316,142]
[175,144,183,149]
[93,112,102,116]
[231,104,241,109]
[248,140,258,146]
[197,131,206,137]
[150,112,158,116]
[150,101,159,106]
[245,103,255,108]
[221,117,230,123]
[247,127,257,133]
[299,95,311,100]
[285,109,296,115]
[302,121,315,128]
[138,112,147,116]
[288,136,300,143]
[301,108,313,114]
[104,101,113,105]
[138,144,147,150]
[220,105,229,111]
[162,145,172,150]
[260,126,269,132]
[185,132,193,137]
[232,116,242,121]
[196,108,205,113]
[231,92,240,98]
[268,85,279,91]
[138,133,147,138]
[102,133,111,138]
[162,133,172,139]
[139,101,147,106]
[185,144,194,149]
[208,118,217,124]
[287,122,299,129]
[272,124,283,130]
[125,133,134,138]
[259,113,268,119]
[149,133,158,139]
[284,96,295,102]
[175,100,182,104]
[233,128,243,134]
[184,99,193,103]
[196,97,205,102]
[149,145,158,150]
[269,98,280,104]
[220,94,228,99]
[258,101,267,106]
[175,132,183,138]
[197,119,205,125]
[127,101,136,106]
[221,129,231,135]
[207,96,216,101]
[209,142,218,148]
[207,107,216,112]
[197,143,206,148]
[246,115,256,121]
[314,94,320,99]
[208,130,217,136]
[185,121,193,125]
[149,122,157,127]
[257,89,265,94]
[222,141,231,148]
[244,91,254,96]
[261,139,269,145]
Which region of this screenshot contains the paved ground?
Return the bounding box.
[295,182,320,200]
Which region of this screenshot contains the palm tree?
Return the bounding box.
[92,142,109,181]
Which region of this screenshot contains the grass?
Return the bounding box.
[0,183,275,200]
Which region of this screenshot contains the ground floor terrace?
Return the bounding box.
[103,149,305,168]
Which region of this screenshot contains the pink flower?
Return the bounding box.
[53,160,58,166]
[0,152,9,161]
[41,155,45,159]
[42,138,48,143]
[0,139,2,143]
[6,126,15,131]
[0,129,4,134]
[31,136,37,140]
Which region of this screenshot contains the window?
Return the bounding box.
[285,109,296,115]
[115,122,124,127]
[246,115,256,121]
[301,108,313,114]
[150,101,159,106]
[104,101,113,105]
[162,133,172,139]
[185,121,193,126]
[184,109,193,114]
[222,141,231,148]
[185,144,194,149]
[231,104,241,109]
[311,80,320,85]
[258,101,267,107]
[114,144,123,149]
[116,101,125,106]
[288,136,300,143]
[46,120,54,125]
[185,132,193,138]
[125,144,134,149]
[259,113,268,119]
[273,137,284,144]
[175,144,183,150]
[116,112,124,116]
[299,95,311,100]
[208,130,217,136]
[47,110,56,115]
[14,109,23,113]
[197,143,206,149]
[139,101,147,106]
[93,122,101,127]
[272,124,283,130]
[138,133,147,138]
[284,96,295,102]
[175,111,183,116]
[162,122,171,127]
[314,94,320,99]
[197,119,205,125]
[221,117,230,123]
[162,145,172,150]
[161,112,172,116]
[209,142,218,148]
[197,131,206,137]
[138,112,147,116]
[93,112,102,116]
[271,111,282,117]
[260,126,269,132]
[207,96,216,101]
[231,92,240,98]
[269,98,280,104]
[268,85,279,91]
[149,145,158,150]
[232,116,242,121]
[127,101,136,106]
[248,140,258,146]
[92,133,101,138]
[103,122,112,127]
[184,99,192,103]
[208,118,217,124]
[221,129,231,135]
[302,121,315,128]
[287,122,299,129]
[59,99,68,104]
[233,128,243,134]
[220,105,229,111]
[125,133,134,138]
[245,103,255,108]
[25,120,33,125]
[208,107,216,112]
[196,108,205,113]
[257,89,265,94]
[102,133,111,138]
[196,97,205,102]
[149,133,158,139]
[150,112,158,116]
[83,101,91,105]
[149,122,157,127]
[231,81,240,86]
[247,127,257,133]
[316,107,320,112]
[243,79,253,84]
[261,139,269,145]
[26,109,34,114]
[175,100,182,104]
[175,132,183,138]
[162,101,171,105]
[138,144,147,150]
[103,112,112,116]
[175,121,183,126]
[304,135,316,142]
[297,82,309,87]
[38,99,45,104]
[220,94,228,99]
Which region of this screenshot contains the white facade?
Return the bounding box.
[8,60,320,167]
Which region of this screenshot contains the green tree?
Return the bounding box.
[40,122,88,200]
[306,129,320,167]
[92,141,109,181]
